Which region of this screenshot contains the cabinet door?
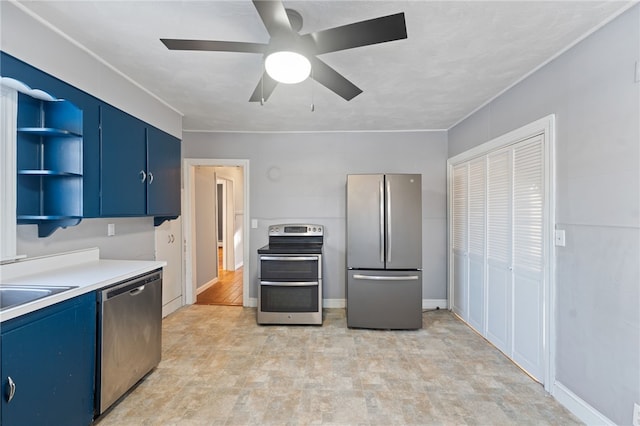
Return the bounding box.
[155,216,183,317]
[1,293,96,425]
[100,104,147,216]
[147,126,181,216]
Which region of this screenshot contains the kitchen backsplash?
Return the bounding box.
[16,217,156,260]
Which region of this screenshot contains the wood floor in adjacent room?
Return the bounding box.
[95,307,580,425]
[196,248,243,306]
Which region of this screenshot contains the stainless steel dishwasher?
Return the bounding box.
[97,269,162,415]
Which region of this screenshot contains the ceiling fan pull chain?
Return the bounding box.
[310,68,315,112]
[260,66,265,106]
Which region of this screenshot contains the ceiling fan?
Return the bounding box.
[160,0,407,103]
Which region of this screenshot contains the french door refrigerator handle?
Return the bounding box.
[353,274,420,281]
[379,179,384,263]
[386,179,392,264]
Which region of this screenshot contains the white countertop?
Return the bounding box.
[0,248,166,322]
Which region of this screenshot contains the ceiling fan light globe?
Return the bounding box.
[265,51,311,84]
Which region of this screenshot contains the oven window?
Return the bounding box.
[260,284,319,313]
[259,256,320,281]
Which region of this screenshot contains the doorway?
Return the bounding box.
[183,158,250,307]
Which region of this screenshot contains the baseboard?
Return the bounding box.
[423,299,448,310]
[323,299,345,308]
[196,277,218,295]
[162,297,183,318]
[234,261,243,270]
[247,297,257,308]
[553,381,615,425]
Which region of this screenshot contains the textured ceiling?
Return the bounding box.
[14,1,633,132]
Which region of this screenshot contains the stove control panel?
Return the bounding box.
[268,224,323,236]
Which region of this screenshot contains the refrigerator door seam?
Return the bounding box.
[379,179,384,264]
[386,178,392,264]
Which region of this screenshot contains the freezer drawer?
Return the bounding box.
[347,270,422,329]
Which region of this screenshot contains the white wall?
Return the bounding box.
[2,1,183,260]
[0,1,182,138]
[448,6,639,425]
[183,131,448,303]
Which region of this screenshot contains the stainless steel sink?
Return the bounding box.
[0,285,77,311]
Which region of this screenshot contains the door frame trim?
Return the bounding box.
[446,114,556,392]
[183,158,250,307]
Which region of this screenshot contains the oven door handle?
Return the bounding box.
[260,256,319,261]
[260,281,319,287]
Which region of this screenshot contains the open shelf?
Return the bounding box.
[17,127,82,137]
[16,93,83,237]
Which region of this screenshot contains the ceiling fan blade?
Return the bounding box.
[303,12,407,55]
[161,39,267,53]
[252,0,292,38]
[249,72,278,103]
[310,57,362,101]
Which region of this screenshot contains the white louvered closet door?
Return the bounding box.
[512,136,544,381]
[451,163,469,320]
[486,148,513,355]
[467,157,486,331]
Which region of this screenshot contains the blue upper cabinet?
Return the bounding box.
[16,93,84,237]
[147,126,181,218]
[100,105,181,220]
[100,104,148,216]
[1,52,102,218]
[2,52,181,228]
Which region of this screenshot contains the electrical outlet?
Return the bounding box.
[633,402,640,426]
[555,229,566,247]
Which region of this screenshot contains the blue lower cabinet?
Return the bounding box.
[0,293,97,425]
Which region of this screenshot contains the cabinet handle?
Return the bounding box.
[6,376,16,403]
[139,170,147,183]
[170,234,175,243]
[148,172,154,184]
[168,235,172,244]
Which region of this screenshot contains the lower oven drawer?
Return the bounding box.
[259,281,319,313]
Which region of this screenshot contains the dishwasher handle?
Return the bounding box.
[103,271,161,300]
[128,285,145,296]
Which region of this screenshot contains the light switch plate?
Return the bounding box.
[555,229,566,247]
[633,402,640,426]
[107,223,115,236]
[251,219,258,229]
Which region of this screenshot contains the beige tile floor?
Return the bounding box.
[96,306,581,425]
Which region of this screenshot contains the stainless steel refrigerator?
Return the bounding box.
[346,174,422,329]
